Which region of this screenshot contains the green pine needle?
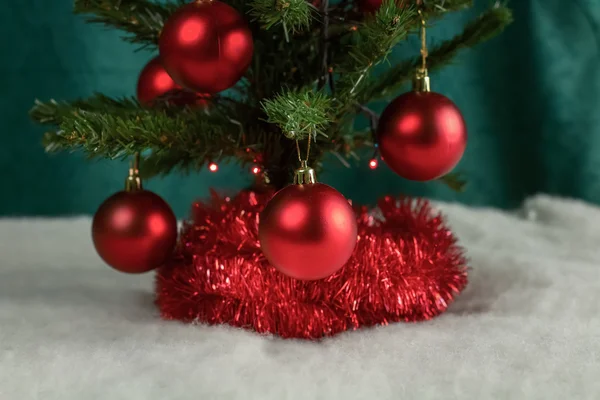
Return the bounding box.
[30,94,140,125]
[262,88,333,140]
[31,95,240,163]
[73,0,183,48]
[336,1,416,97]
[249,0,312,36]
[362,5,514,103]
[438,173,467,192]
[352,1,416,66]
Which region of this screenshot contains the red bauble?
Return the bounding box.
[136,57,180,105]
[259,183,358,281]
[137,57,210,107]
[377,91,467,181]
[158,1,253,94]
[92,190,178,274]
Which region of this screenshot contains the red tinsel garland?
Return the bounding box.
[155,190,468,339]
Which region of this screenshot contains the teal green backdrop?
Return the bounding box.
[1,1,599,217]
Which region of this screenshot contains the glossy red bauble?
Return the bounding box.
[377,91,467,181]
[137,57,210,107]
[258,183,358,281]
[136,57,180,105]
[158,1,253,94]
[92,190,178,274]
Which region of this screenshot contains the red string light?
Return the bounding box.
[251,165,261,175]
[208,162,218,172]
[369,158,378,170]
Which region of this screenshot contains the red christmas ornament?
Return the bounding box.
[158,1,254,94]
[137,57,211,107]
[259,183,357,280]
[136,57,179,105]
[92,190,178,274]
[377,91,467,181]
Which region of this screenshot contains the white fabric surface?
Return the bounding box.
[1,195,599,400]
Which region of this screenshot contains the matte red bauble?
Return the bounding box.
[158,1,253,94]
[259,183,358,281]
[92,190,178,273]
[377,91,467,181]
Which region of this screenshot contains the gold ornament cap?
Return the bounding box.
[125,154,143,192]
[294,161,317,185]
[413,68,431,93]
[125,166,143,192]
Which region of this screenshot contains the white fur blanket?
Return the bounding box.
[1,195,598,400]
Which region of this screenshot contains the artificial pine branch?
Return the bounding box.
[335,1,417,97]
[138,126,274,177]
[38,101,239,162]
[30,94,140,125]
[249,0,313,37]
[360,4,513,103]
[73,0,183,48]
[262,88,333,140]
[422,0,473,13]
[31,95,273,177]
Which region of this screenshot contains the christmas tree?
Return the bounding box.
[30,0,512,339]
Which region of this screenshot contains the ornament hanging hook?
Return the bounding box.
[294,131,317,185]
[417,0,428,70]
[414,0,431,92]
[294,130,313,164]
